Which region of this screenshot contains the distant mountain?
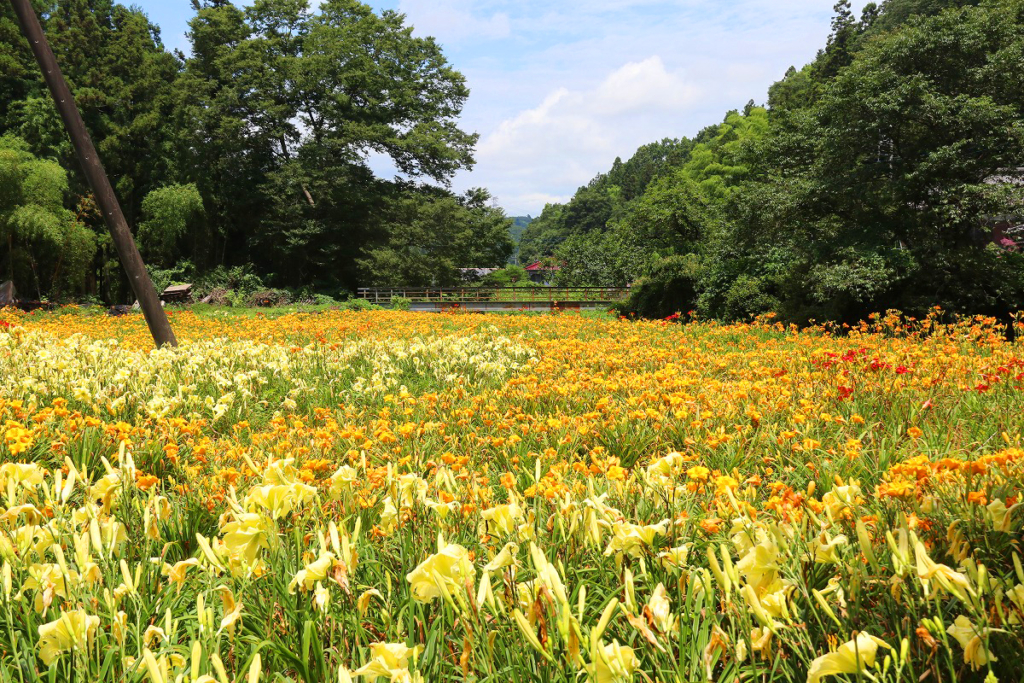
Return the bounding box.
[508,216,533,264]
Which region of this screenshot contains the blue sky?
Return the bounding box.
[134,0,864,216]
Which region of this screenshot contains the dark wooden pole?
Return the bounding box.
[8,0,177,348]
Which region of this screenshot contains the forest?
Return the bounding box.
[0,0,512,303]
[0,0,1022,322]
[521,0,1024,322]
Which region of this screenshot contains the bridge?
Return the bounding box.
[356,287,629,312]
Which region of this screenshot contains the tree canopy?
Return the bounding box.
[0,0,500,301]
[531,0,1024,323]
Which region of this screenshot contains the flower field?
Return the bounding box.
[0,307,1023,683]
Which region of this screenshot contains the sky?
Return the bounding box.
[135,0,864,216]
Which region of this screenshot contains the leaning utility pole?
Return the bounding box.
[8,0,177,348]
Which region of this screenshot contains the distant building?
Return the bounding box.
[524,260,559,285]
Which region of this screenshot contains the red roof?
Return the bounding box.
[524,260,559,271]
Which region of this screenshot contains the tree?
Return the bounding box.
[357,189,513,287]
[517,203,568,265]
[174,0,479,290]
[138,184,206,268]
[744,0,1024,320]
[0,135,95,299]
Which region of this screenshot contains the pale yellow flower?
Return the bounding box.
[36,609,100,666]
[603,521,667,558]
[806,632,889,683]
[0,463,44,490]
[915,542,971,596]
[587,640,637,683]
[406,542,475,603]
[483,542,519,572]
[328,466,358,498]
[352,642,422,680]
[289,550,337,594]
[379,496,398,534]
[811,533,848,564]
[657,543,691,573]
[647,583,676,633]
[217,587,243,637]
[946,615,996,670]
[244,483,316,520]
[821,481,861,521]
[479,501,523,537]
[220,512,275,576]
[313,582,330,613]
[736,541,780,594]
[162,558,199,588]
[397,474,428,508]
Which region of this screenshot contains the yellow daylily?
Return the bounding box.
[483,541,519,572]
[37,609,100,666]
[328,465,358,498]
[406,540,475,604]
[657,543,691,573]
[352,642,422,680]
[915,542,971,597]
[603,521,668,558]
[736,541,780,594]
[806,632,890,683]
[289,550,337,593]
[946,615,997,670]
[220,512,275,577]
[647,583,676,634]
[811,533,848,564]
[479,500,523,537]
[587,640,637,683]
[244,482,316,520]
[162,558,200,588]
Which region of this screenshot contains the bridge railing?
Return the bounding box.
[356,287,630,304]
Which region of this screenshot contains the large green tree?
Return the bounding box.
[739,0,1024,320]
[174,0,478,290]
[357,189,513,287]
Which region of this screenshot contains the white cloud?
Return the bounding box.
[395,0,510,42]
[473,57,699,211]
[363,0,874,215]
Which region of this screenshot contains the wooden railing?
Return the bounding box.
[356,287,630,304]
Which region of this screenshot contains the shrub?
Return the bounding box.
[618,254,702,319]
[340,298,379,312]
[481,265,533,287]
[722,274,780,321]
[247,289,290,307]
[390,296,412,311]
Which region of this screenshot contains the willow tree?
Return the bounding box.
[0,135,95,299]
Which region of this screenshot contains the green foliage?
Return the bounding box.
[138,184,205,267]
[389,295,411,310]
[0,0,480,302]
[721,274,780,321]
[517,203,567,265]
[618,254,702,319]
[482,265,532,287]
[743,0,1024,321]
[358,189,513,287]
[339,297,378,311]
[0,135,95,299]
[536,0,1024,324]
